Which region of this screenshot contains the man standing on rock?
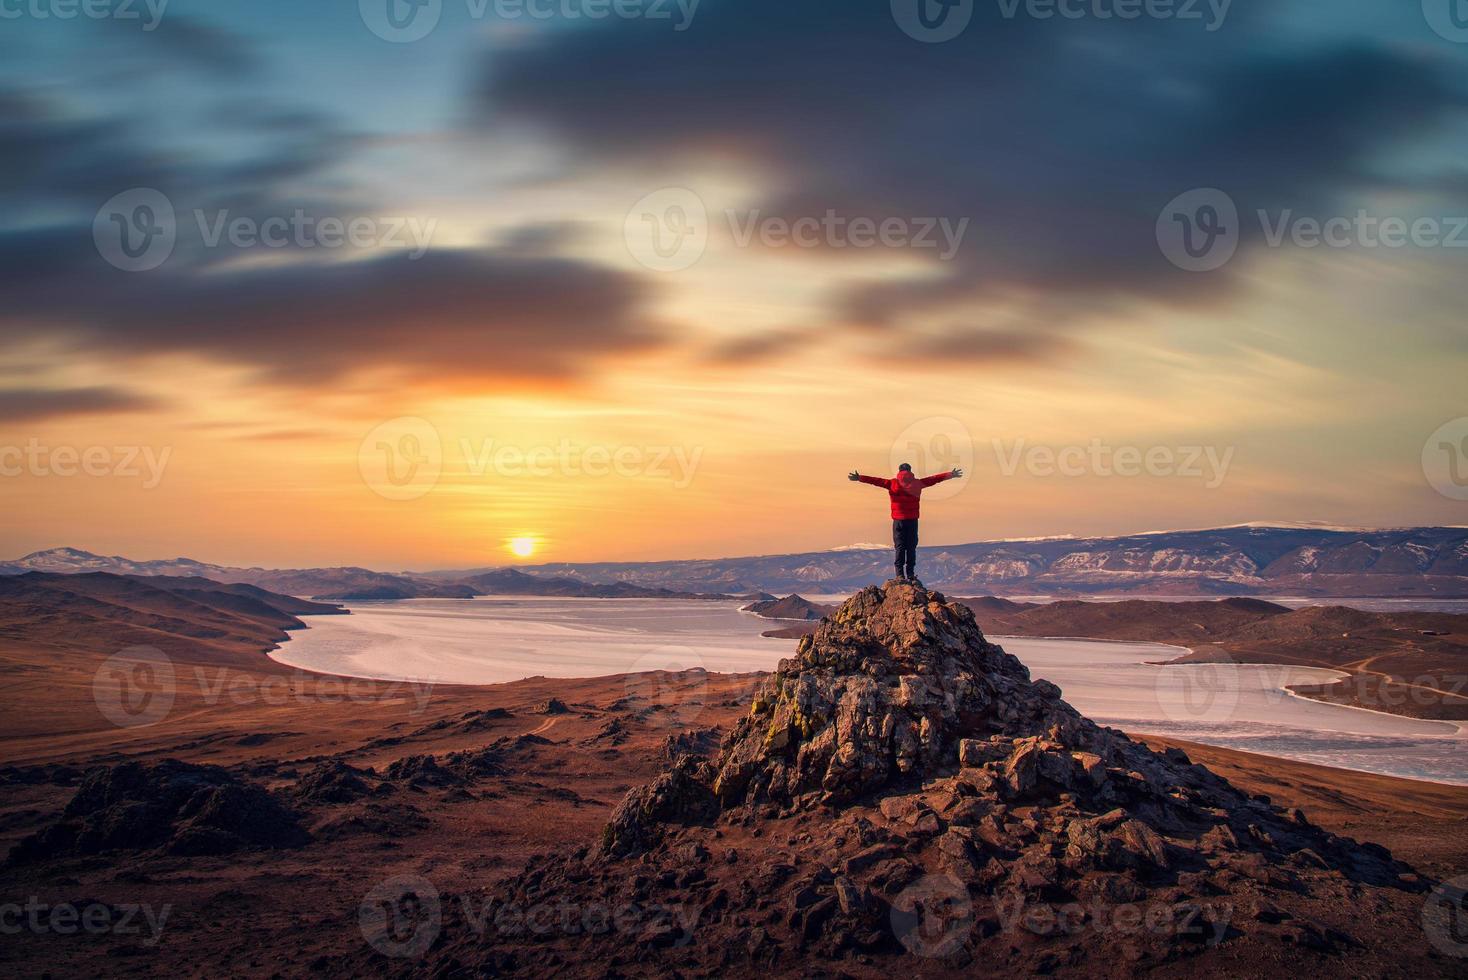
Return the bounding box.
[848,463,963,583]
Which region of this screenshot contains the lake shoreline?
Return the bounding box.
[270,598,1468,785]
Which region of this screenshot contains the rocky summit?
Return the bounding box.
[427,582,1430,976]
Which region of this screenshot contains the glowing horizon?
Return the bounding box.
[1,2,1465,567]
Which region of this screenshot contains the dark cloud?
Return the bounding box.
[891,329,1073,366]
[0,47,670,392]
[701,319,1068,369]
[0,231,668,386]
[0,94,175,209]
[94,15,260,76]
[0,386,161,423]
[482,2,1467,348]
[701,327,819,366]
[0,82,355,220]
[228,429,335,442]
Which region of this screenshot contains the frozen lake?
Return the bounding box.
[272,597,1466,785]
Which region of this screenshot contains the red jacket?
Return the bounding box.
[857,470,956,520]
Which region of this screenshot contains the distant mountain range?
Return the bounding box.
[5,525,1468,599]
[0,549,734,601]
[524,525,1468,597]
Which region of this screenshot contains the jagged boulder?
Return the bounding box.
[599,756,717,858]
[711,583,1073,809]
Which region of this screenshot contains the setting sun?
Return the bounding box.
[508,537,537,558]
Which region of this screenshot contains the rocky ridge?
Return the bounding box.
[424,582,1430,976]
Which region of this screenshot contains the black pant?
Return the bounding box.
[892,519,919,579]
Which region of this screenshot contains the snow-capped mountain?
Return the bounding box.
[7,525,1468,597]
[522,525,1468,597]
[1,548,225,577]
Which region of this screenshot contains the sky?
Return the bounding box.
[1,0,1466,569]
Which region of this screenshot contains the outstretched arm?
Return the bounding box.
[919,467,963,487]
[849,471,889,488]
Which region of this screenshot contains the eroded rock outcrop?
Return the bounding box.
[433,582,1429,976]
[8,759,308,862]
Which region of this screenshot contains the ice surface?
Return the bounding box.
[272,598,1466,784]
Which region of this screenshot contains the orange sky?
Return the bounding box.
[3,246,1464,569]
[3,5,1466,568]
